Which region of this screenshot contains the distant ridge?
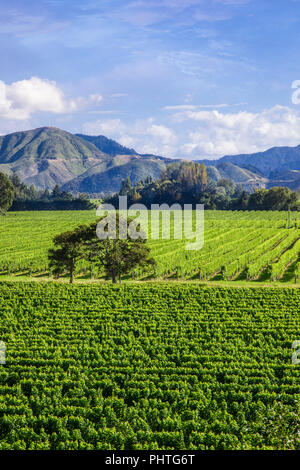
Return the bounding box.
[76,133,138,157]
[196,144,300,179]
[195,143,300,191]
[1,126,300,193]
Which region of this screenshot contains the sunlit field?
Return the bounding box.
[1,210,300,283]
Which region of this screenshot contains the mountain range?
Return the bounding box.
[0,127,172,194]
[0,126,300,194]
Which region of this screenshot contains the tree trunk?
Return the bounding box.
[70,267,74,284]
[118,273,122,284]
[112,272,117,284]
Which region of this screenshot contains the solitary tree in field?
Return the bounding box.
[84,214,155,283]
[48,214,155,284]
[48,225,88,283]
[0,172,14,215]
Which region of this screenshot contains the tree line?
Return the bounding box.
[106,161,300,211]
[0,172,94,213]
[1,162,300,214]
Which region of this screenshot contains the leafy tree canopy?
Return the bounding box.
[48,214,155,283]
[0,172,14,214]
[106,161,300,212]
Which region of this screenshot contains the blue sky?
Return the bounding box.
[1,0,300,158]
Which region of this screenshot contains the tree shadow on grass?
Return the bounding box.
[254,267,271,283]
[280,255,300,283]
[235,269,248,281]
[210,272,223,281]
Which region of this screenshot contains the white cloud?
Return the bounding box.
[176,105,300,157]
[82,118,177,156]
[82,105,300,159]
[0,77,102,121]
[72,93,103,110]
[83,118,126,136]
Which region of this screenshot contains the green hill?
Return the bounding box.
[0,127,170,192]
[207,162,267,190]
[62,154,168,194]
[0,127,109,189]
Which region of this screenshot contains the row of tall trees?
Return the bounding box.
[238,187,299,211]
[48,214,155,283]
[107,162,300,211]
[107,162,244,208]
[0,171,94,212]
[2,164,300,214]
